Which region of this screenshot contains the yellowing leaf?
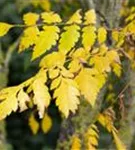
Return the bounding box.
[41,114,52,133]
[84,9,96,25]
[71,135,81,150]
[106,50,120,63]
[72,48,89,60]
[50,76,62,90]
[112,30,119,42]
[112,130,126,150]
[18,89,30,112]
[53,78,80,118]
[82,25,96,50]
[0,87,19,120]
[40,52,65,69]
[59,25,80,54]
[112,62,122,77]
[99,44,108,55]
[23,12,39,25]
[28,113,39,134]
[32,26,60,59]
[98,27,107,44]
[60,67,74,78]
[67,10,82,24]
[75,68,105,107]
[98,113,114,132]
[84,124,99,150]
[19,27,39,52]
[33,78,51,118]
[39,0,51,11]
[0,22,13,37]
[41,12,62,23]
[69,59,82,73]
[90,56,111,73]
[31,0,51,11]
[48,69,60,79]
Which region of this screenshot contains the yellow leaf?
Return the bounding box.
[41,114,52,133]
[28,113,39,134]
[106,50,120,63]
[32,26,60,59]
[98,27,107,44]
[48,69,60,79]
[112,62,122,77]
[23,12,39,25]
[90,56,111,73]
[41,12,62,23]
[98,113,114,132]
[31,0,51,11]
[0,87,18,120]
[39,0,51,11]
[0,22,13,37]
[53,78,80,118]
[18,89,30,112]
[51,76,62,90]
[72,47,89,60]
[19,27,39,52]
[40,52,65,69]
[60,67,74,78]
[85,124,99,150]
[67,10,82,24]
[112,30,119,42]
[84,9,96,25]
[71,135,81,150]
[99,44,108,55]
[33,78,51,118]
[69,59,82,73]
[82,25,96,50]
[59,25,80,54]
[75,68,105,107]
[112,130,126,150]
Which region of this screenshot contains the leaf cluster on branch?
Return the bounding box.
[0,6,134,149]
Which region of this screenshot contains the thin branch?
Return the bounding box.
[4,36,21,68]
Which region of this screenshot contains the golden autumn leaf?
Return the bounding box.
[90,55,111,73]
[75,68,105,107]
[82,25,96,50]
[84,9,96,25]
[32,78,51,118]
[48,69,60,79]
[69,59,82,73]
[19,27,39,52]
[98,44,108,55]
[41,114,52,133]
[0,87,19,120]
[50,76,62,90]
[17,89,30,112]
[53,78,80,118]
[71,135,81,150]
[23,12,39,25]
[39,0,51,11]
[112,30,119,42]
[59,25,80,54]
[40,52,65,69]
[84,124,99,150]
[67,10,82,24]
[41,12,62,23]
[97,27,107,44]
[32,26,60,59]
[0,22,13,37]
[28,113,39,134]
[112,62,122,77]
